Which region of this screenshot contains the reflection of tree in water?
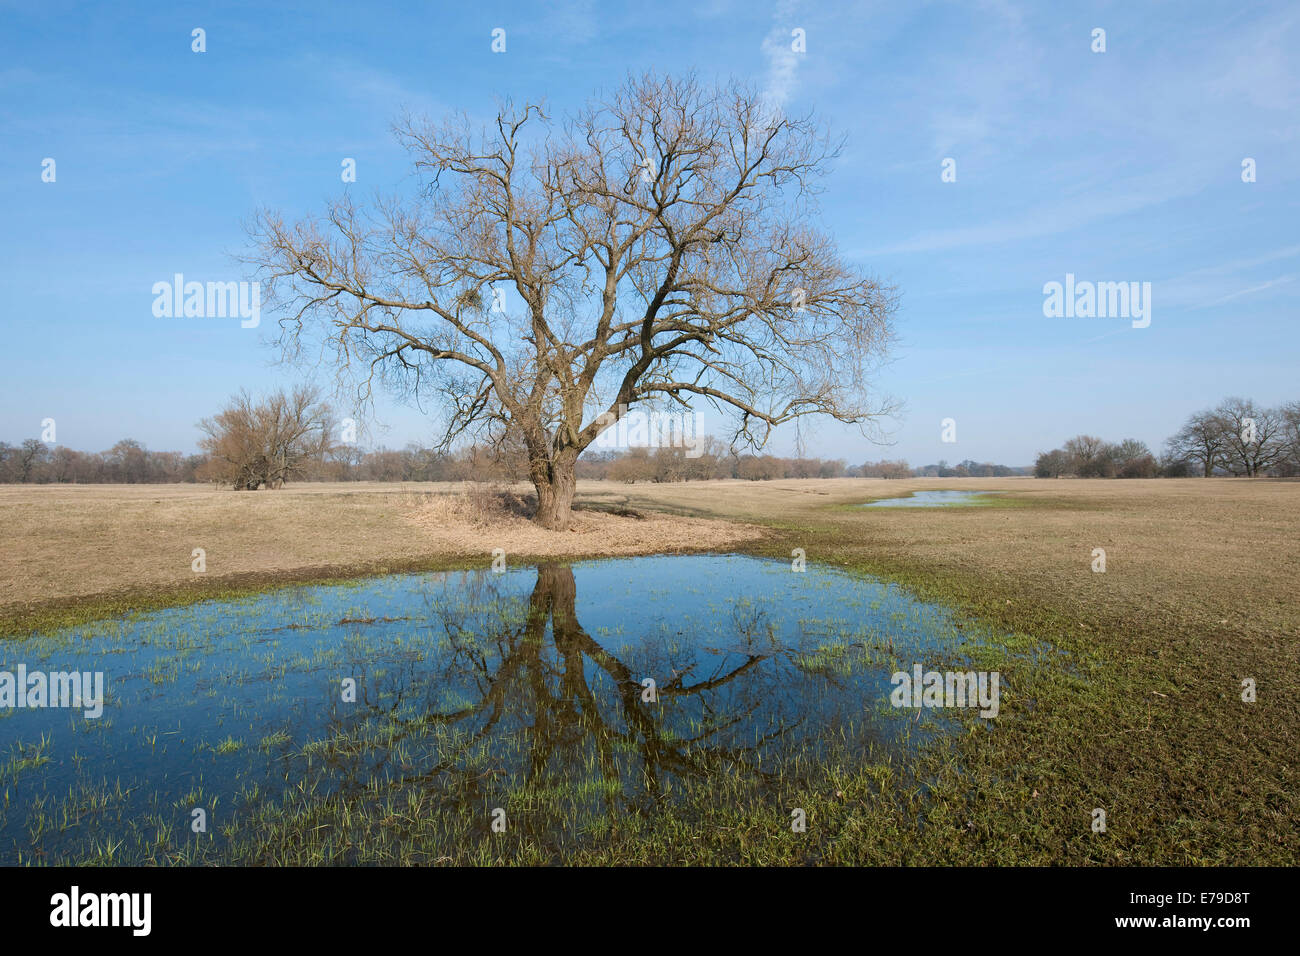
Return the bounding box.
[316,564,858,830]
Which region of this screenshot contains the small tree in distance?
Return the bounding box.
[1215,397,1286,477]
[1164,409,1229,477]
[198,386,332,489]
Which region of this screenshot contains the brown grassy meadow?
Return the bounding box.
[3,477,1296,639]
[0,480,766,619]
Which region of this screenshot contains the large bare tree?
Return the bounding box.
[249,73,897,529]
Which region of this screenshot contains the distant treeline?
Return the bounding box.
[0,439,207,484]
[856,459,1029,479]
[4,386,1034,486]
[1035,397,1300,478]
[572,445,1026,481]
[0,437,519,485]
[5,392,1295,485]
[0,434,1028,485]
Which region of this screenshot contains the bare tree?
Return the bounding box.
[17,438,48,483]
[1215,397,1286,477]
[105,439,149,483]
[1279,400,1300,476]
[1063,434,1111,477]
[1164,409,1229,477]
[607,447,654,483]
[248,72,897,529]
[1105,438,1156,478]
[860,458,911,479]
[198,386,332,489]
[324,442,366,481]
[1107,438,1150,464]
[50,445,78,483]
[1034,449,1067,478]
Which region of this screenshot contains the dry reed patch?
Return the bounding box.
[401,486,766,558]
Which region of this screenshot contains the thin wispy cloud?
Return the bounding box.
[861,174,1202,256]
[1161,246,1300,309]
[760,0,802,109]
[1203,274,1297,307]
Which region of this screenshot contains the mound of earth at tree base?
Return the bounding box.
[402,489,766,559]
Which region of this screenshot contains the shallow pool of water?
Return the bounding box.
[0,554,995,863]
[863,489,999,508]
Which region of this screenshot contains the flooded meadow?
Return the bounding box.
[1,554,1010,864]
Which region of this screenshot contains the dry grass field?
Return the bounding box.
[0,480,766,622]
[4,477,1296,640]
[2,476,1297,864]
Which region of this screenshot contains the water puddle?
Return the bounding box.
[862,489,999,508]
[1,554,999,862]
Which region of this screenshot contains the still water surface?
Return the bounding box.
[1,554,992,861]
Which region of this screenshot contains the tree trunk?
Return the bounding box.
[529,448,578,531]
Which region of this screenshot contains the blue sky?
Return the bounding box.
[2,0,1297,465]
